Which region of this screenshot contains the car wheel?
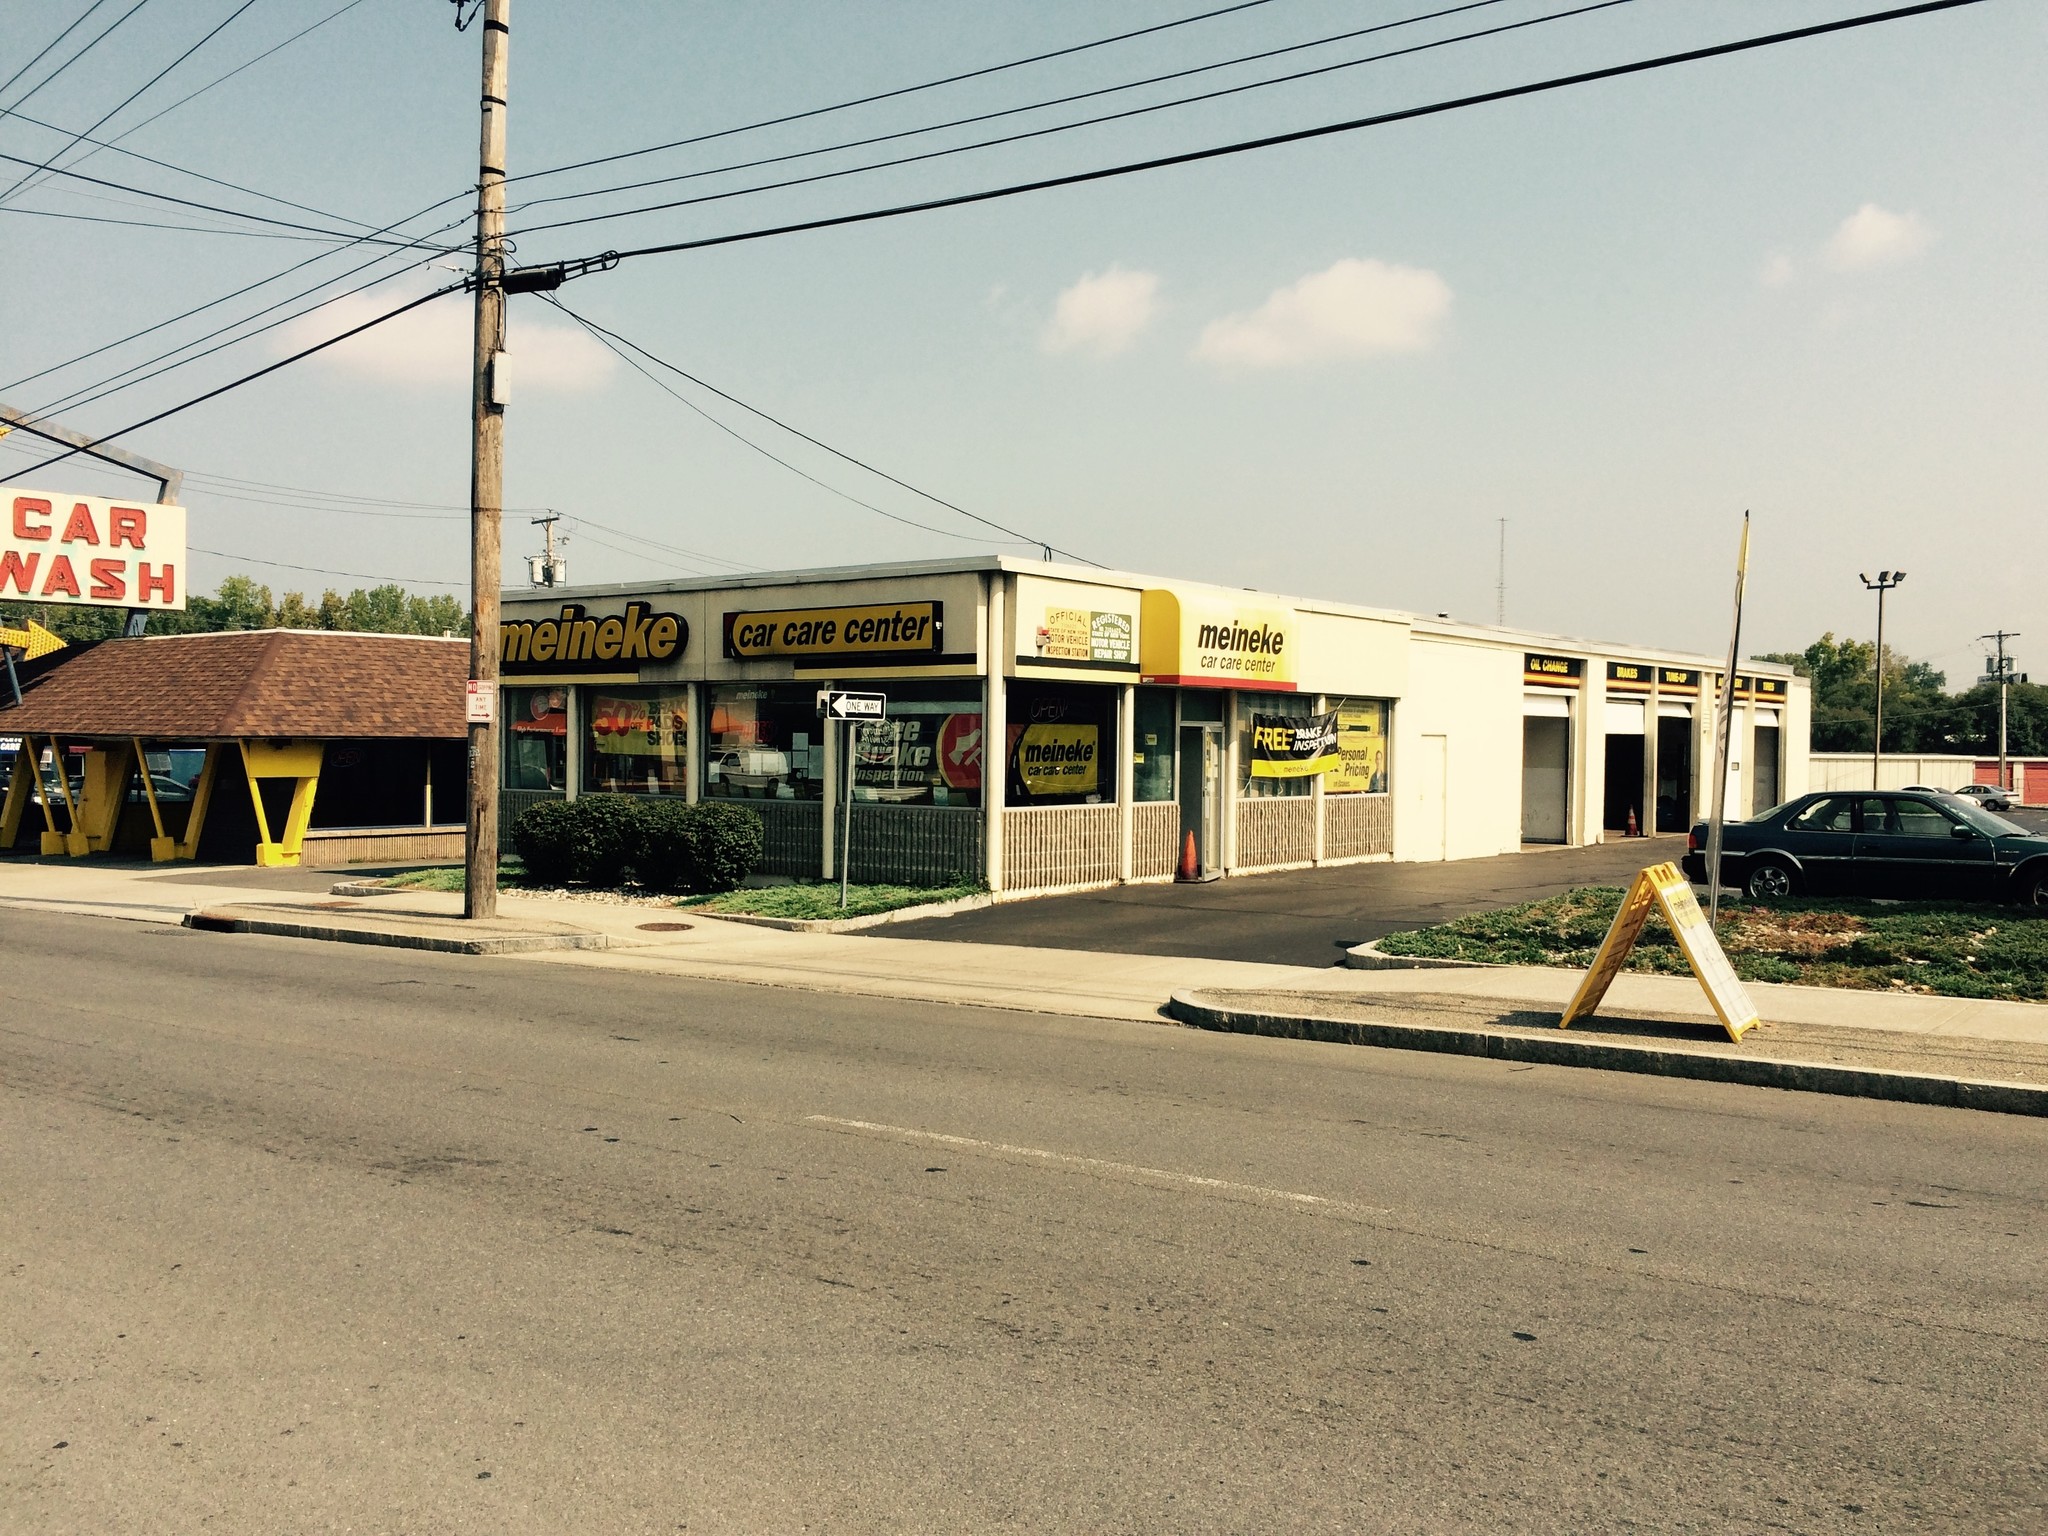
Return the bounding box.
[1744,858,1796,900]
[2019,866,2048,909]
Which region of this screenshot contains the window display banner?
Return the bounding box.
[1014,722,1099,797]
[1249,711,1340,780]
[589,694,685,757]
[1327,705,1388,793]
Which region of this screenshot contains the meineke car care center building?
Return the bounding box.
[496,557,1808,897]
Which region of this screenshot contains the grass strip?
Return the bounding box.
[678,882,982,921]
[1376,886,2048,1001]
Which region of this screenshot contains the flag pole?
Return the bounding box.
[1705,511,1751,931]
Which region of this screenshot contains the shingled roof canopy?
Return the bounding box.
[1,630,468,740]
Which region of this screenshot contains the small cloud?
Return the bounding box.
[1041,265,1159,356]
[1758,252,1798,289]
[280,286,616,391]
[1194,258,1451,368]
[1822,204,1932,272]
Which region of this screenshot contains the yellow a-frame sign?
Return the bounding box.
[1560,862,1761,1042]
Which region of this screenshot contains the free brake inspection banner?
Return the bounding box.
[1249,711,1340,779]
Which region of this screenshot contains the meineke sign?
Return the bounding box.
[2,485,187,610]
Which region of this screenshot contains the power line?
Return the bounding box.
[2,102,389,233]
[12,283,464,477]
[0,0,266,207]
[0,149,455,246]
[549,295,1100,562]
[189,543,463,588]
[0,0,116,104]
[557,1,1987,270]
[511,0,1284,189]
[1,202,356,241]
[512,0,1531,219]
[1,192,467,396]
[0,0,154,116]
[21,234,465,421]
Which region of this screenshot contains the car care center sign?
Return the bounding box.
[3,486,186,609]
[1139,589,1297,689]
[1249,711,1339,779]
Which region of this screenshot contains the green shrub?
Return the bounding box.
[509,798,579,884]
[569,795,641,886]
[510,795,764,892]
[634,798,696,893]
[679,800,764,893]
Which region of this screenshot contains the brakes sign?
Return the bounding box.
[3,486,187,610]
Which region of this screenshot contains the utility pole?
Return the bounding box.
[1981,630,2020,792]
[464,0,509,920]
[1859,570,1905,791]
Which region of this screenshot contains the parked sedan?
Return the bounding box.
[1683,790,2048,904]
[1953,782,2022,813]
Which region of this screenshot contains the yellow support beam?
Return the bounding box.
[0,746,32,850]
[133,737,176,862]
[175,745,221,861]
[238,739,323,866]
[75,741,134,854]
[47,736,84,857]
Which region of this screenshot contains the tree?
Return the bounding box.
[274,591,319,629]
[1753,632,1949,753]
[13,575,468,645]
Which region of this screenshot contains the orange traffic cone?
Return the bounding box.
[1625,806,1639,837]
[1177,829,1200,882]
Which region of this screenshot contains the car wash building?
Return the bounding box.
[495,557,1807,897]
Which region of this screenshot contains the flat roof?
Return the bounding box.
[503,554,1796,679]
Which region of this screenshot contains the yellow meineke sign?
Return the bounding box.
[725,601,941,660]
[1138,589,1297,689]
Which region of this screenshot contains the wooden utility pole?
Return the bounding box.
[465,0,509,919]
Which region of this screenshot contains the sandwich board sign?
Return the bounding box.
[1560,861,1761,1042]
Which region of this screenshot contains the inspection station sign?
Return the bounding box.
[3,486,186,610]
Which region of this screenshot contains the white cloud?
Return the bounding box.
[1194,258,1451,368]
[1822,203,1933,272]
[1040,265,1160,356]
[1758,252,1798,289]
[279,286,617,392]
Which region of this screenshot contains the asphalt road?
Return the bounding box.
[892,835,1693,966]
[5,911,2045,1533]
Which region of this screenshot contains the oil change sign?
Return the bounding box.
[1015,723,1098,796]
[724,601,941,660]
[3,486,186,609]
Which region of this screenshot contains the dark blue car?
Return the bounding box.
[1683,790,2048,905]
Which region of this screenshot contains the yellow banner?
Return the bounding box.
[1015,723,1099,797]
[725,601,941,660]
[1326,704,1387,793]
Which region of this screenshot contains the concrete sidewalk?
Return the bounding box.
[5,855,2046,1108]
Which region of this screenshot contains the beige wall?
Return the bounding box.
[1395,636,1524,862]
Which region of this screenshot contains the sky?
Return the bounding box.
[1,0,2041,683]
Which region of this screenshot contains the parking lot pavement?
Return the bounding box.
[888,835,1692,968]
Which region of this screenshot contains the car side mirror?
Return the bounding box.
[1951,824,1976,840]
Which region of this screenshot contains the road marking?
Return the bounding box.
[806,1116,1364,1210]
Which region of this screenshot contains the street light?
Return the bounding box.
[1859,570,1906,789]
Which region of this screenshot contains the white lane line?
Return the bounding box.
[806,1116,1365,1210]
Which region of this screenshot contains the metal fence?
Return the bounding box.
[1003,803,1120,891]
[746,797,824,878]
[846,804,984,886]
[1323,793,1394,860]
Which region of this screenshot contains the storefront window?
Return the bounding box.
[1238,692,1312,798]
[503,685,568,791]
[705,683,824,800]
[584,685,688,795]
[849,681,983,808]
[1133,687,1176,802]
[1328,698,1391,795]
[1007,682,1114,806]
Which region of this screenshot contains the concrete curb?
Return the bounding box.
[1344,938,1493,971]
[1165,990,2048,1118]
[183,909,608,956]
[686,891,998,934]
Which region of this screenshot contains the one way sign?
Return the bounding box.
[818,690,886,721]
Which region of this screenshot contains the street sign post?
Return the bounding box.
[818,691,888,907]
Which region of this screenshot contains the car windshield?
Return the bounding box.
[1943,797,2029,836]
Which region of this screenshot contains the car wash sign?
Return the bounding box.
[1249,710,1340,779]
[3,486,186,609]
